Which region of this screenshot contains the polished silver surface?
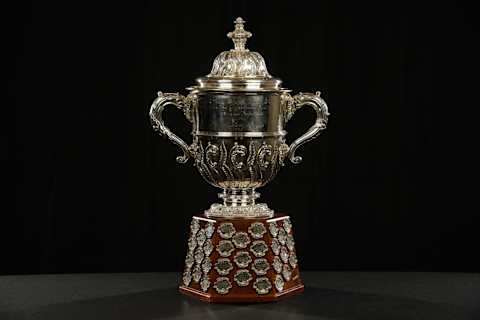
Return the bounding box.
[203,240,214,256]
[278,228,287,245]
[149,92,195,164]
[200,276,210,292]
[250,240,268,257]
[213,277,232,295]
[269,222,279,237]
[201,258,212,274]
[271,238,281,256]
[204,222,215,238]
[289,253,298,269]
[149,17,330,218]
[232,231,251,249]
[286,234,295,252]
[187,237,196,252]
[208,17,269,79]
[185,252,194,269]
[216,240,235,257]
[248,222,267,239]
[253,277,272,295]
[196,229,206,247]
[233,251,252,268]
[252,258,270,276]
[273,256,283,273]
[215,258,234,276]
[234,269,253,287]
[281,91,329,164]
[283,218,292,233]
[282,264,292,282]
[194,130,286,138]
[190,219,200,235]
[182,269,192,287]
[194,247,204,264]
[217,223,236,239]
[192,265,202,283]
[205,203,273,218]
[194,78,282,92]
[275,274,285,292]
[280,246,289,264]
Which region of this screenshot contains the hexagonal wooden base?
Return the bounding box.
[179,282,304,303]
[178,213,304,303]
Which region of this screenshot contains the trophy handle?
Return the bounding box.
[283,91,329,164]
[149,91,195,164]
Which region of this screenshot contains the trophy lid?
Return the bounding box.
[193,17,282,92]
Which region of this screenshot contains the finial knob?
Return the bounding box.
[227,17,252,51]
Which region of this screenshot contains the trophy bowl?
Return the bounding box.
[149,18,329,218]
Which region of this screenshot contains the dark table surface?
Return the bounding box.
[1,272,479,320]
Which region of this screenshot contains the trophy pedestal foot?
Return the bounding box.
[179,213,303,303]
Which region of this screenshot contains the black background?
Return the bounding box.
[5,0,478,275]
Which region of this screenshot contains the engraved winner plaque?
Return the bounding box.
[149,18,329,302]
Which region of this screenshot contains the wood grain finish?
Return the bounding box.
[179,213,304,303]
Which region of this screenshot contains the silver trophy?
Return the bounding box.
[149,17,329,218]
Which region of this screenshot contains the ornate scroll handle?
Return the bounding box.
[149,91,195,164]
[282,91,329,164]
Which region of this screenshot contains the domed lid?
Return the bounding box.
[193,18,282,92]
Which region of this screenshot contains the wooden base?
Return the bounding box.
[179,213,304,303]
[179,282,304,303]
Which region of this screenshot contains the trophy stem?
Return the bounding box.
[219,188,259,207]
[205,188,274,218]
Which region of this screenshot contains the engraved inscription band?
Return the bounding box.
[194,130,286,138]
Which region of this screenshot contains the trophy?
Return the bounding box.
[149,18,329,302]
